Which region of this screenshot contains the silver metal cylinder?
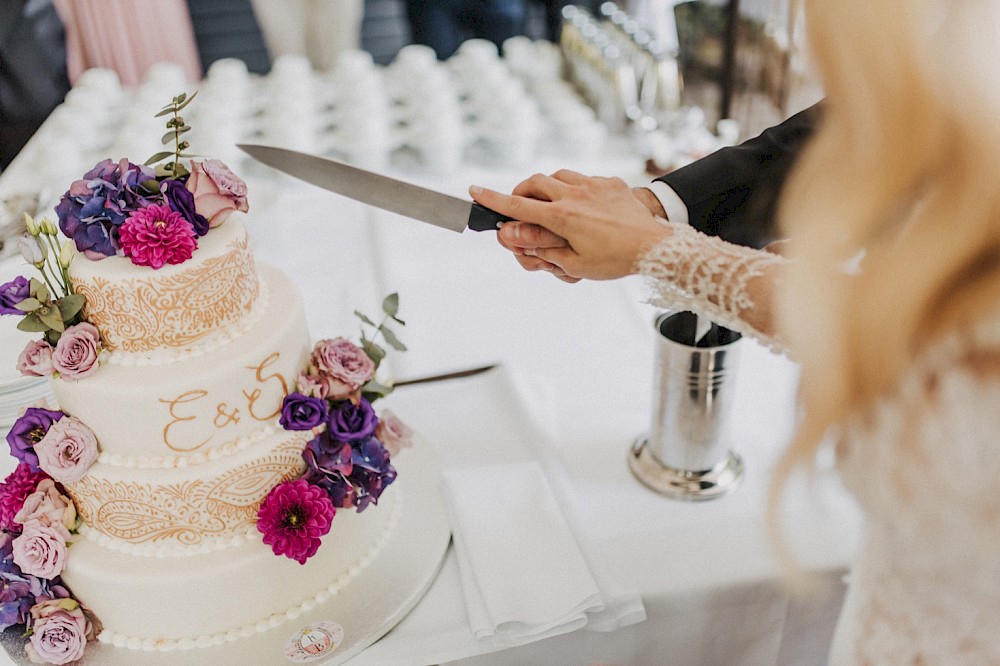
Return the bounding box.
[629,311,745,500]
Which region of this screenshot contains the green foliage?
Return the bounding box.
[146,91,198,178]
[354,293,407,393]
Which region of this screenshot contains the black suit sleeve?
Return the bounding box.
[655,103,822,248]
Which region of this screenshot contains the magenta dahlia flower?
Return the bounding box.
[118,203,198,269]
[257,479,335,564]
[0,464,49,533]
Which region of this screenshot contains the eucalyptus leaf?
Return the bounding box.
[354,310,376,327]
[14,297,42,312]
[382,293,399,318]
[361,378,393,398]
[17,313,50,333]
[57,294,85,320]
[174,92,187,105]
[145,151,173,166]
[161,131,176,145]
[361,338,385,367]
[378,325,407,352]
[29,277,44,292]
[174,90,198,112]
[36,282,49,302]
[154,108,174,118]
[38,306,64,332]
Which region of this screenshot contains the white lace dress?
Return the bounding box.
[638,222,1000,664]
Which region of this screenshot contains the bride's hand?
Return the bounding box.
[471,170,670,281]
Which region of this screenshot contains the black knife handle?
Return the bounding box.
[467,203,512,232]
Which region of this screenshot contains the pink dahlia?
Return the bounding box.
[118,203,198,269]
[0,464,49,533]
[257,479,335,564]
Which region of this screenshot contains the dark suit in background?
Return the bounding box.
[656,104,822,248]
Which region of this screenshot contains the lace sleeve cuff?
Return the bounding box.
[637,221,790,354]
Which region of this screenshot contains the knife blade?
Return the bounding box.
[237,144,510,233]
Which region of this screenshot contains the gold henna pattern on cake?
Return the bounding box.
[71,235,259,352]
[65,435,309,545]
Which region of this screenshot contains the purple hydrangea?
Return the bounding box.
[0,276,30,316]
[6,407,63,472]
[55,158,162,259]
[161,177,209,237]
[303,433,395,512]
[327,398,378,442]
[279,393,329,431]
[0,532,67,631]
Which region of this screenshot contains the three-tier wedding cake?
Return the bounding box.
[0,93,421,664]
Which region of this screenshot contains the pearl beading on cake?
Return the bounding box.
[95,486,404,652]
[102,278,270,367]
[96,421,287,469]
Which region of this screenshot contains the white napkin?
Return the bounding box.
[442,461,603,648]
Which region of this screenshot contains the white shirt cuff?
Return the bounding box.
[646,181,689,227]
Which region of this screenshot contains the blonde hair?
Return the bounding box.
[770,0,1000,552]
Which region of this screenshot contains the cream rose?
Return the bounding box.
[14,479,76,530]
[34,416,99,484]
[186,159,249,227]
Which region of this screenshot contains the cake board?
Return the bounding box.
[1,444,451,666]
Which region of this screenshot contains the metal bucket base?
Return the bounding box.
[628,436,744,501]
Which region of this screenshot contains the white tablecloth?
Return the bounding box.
[0,107,862,666]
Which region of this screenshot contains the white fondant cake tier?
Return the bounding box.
[63,427,312,547]
[69,218,260,353]
[60,482,400,645]
[52,266,310,460]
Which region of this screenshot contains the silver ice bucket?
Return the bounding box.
[628,311,745,500]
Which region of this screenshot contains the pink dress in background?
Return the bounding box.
[54,0,202,86]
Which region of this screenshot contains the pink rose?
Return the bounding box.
[296,371,330,399]
[311,338,375,400]
[25,598,92,665]
[186,159,249,227]
[17,340,54,377]
[12,519,70,579]
[51,323,101,380]
[34,416,99,484]
[15,479,76,530]
[374,409,413,456]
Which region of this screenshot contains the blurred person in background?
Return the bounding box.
[471,0,1000,662]
[404,0,528,59]
[0,0,69,170]
[250,0,364,71]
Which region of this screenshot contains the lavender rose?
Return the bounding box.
[14,480,76,531]
[51,322,101,380]
[279,392,329,431]
[328,398,378,441]
[0,276,30,315]
[311,338,375,399]
[186,159,249,227]
[25,598,91,665]
[16,340,54,378]
[11,520,70,579]
[34,416,99,484]
[6,407,63,472]
[161,177,209,237]
[374,409,414,456]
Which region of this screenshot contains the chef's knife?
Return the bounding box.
[237,144,510,233]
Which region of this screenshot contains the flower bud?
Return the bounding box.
[59,240,75,269]
[39,218,59,236]
[24,213,39,236]
[17,234,46,267]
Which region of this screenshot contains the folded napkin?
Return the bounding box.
[442,461,603,648]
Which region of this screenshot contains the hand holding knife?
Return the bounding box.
[238,144,511,233]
